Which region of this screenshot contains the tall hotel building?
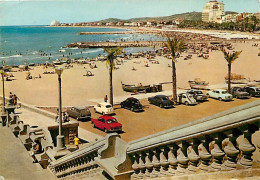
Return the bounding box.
[202,0,225,23]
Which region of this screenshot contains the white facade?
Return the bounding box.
[50,20,60,26]
[202,1,225,23]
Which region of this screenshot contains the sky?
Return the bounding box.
[0,0,259,25]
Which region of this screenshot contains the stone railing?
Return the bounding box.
[49,137,106,179]
[126,100,260,179]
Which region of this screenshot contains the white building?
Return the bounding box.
[50,20,60,26]
[202,1,225,23]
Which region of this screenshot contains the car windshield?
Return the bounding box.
[107,119,118,124]
[80,109,89,114]
[221,91,228,94]
[196,91,203,94]
[162,96,169,100]
[106,105,112,108]
[188,95,193,98]
[255,88,259,91]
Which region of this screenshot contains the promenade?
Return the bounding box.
[0,125,54,180]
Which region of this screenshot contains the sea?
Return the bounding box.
[0,26,163,66]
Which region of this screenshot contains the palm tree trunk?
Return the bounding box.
[109,67,113,105]
[228,63,231,93]
[172,60,177,103]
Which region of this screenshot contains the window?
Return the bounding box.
[162,96,169,100]
[106,119,118,124]
[98,118,105,123]
[106,105,112,108]
[182,95,187,98]
[216,91,220,94]
[221,91,228,94]
[196,91,203,94]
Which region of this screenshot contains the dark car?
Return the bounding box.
[186,89,208,102]
[148,95,174,108]
[244,86,260,97]
[67,106,91,121]
[231,87,250,99]
[120,97,143,112]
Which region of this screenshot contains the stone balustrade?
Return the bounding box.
[126,100,260,179]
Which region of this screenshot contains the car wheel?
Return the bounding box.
[148,100,151,104]
[218,97,223,101]
[131,107,134,112]
[104,128,108,133]
[92,123,95,128]
[184,101,189,106]
[121,104,124,108]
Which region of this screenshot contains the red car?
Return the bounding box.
[91,116,122,133]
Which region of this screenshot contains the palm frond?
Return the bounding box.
[103,47,123,71]
[166,35,186,64]
[222,49,242,64]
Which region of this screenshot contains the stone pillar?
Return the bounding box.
[159,146,170,176]
[151,148,161,177]
[188,138,200,172]
[222,128,242,171]
[177,141,189,173]
[131,153,140,179]
[144,150,153,178]
[137,152,146,178]
[238,124,258,169]
[210,133,226,171]
[167,143,178,175]
[198,135,213,171]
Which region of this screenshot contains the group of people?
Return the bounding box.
[9,92,19,106]
[55,110,70,123]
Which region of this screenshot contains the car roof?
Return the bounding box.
[72,106,89,110]
[155,95,166,98]
[127,97,139,101]
[99,116,116,120]
[214,89,226,91]
[98,102,112,106]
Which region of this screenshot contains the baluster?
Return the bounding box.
[137,152,146,179]
[199,135,213,171]
[177,141,189,173]
[257,134,260,164]
[144,150,153,178]
[210,133,226,171]
[188,138,200,172]
[222,128,242,171]
[151,148,161,177]
[131,153,140,179]
[167,143,178,175]
[238,124,259,169]
[159,146,170,176]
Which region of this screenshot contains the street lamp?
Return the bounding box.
[1,70,6,112]
[55,67,65,150]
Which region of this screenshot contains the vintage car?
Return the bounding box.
[231,87,250,99]
[120,97,143,112]
[244,86,260,97]
[148,95,174,108]
[178,93,198,105]
[94,102,114,115]
[67,106,91,120]
[186,89,208,101]
[91,116,122,133]
[206,89,233,101]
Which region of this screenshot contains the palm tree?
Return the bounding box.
[103,47,123,105]
[222,49,242,93]
[166,36,187,104]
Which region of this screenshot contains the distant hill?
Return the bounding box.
[96,12,202,23]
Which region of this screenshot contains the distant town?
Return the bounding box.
[50,0,260,32]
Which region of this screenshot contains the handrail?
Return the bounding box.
[50,137,106,166]
[127,100,260,153]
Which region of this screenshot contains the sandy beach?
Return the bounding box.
[1,40,260,107]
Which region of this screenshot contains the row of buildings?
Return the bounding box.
[202,0,260,23]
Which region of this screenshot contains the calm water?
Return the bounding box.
[0,26,162,65]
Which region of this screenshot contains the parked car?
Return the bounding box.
[231,87,250,99]
[148,95,174,108]
[67,106,91,120]
[91,116,122,133]
[244,86,260,97]
[178,93,198,105]
[120,97,143,112]
[94,102,114,115]
[186,89,208,102]
[206,89,233,101]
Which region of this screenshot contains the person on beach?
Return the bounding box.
[13,94,19,106]
[74,136,80,149]
[104,95,108,102]
[9,92,13,105]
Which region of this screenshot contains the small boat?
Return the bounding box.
[225,73,247,84]
[29,63,35,66]
[121,82,151,93]
[53,59,62,65]
[188,78,209,90]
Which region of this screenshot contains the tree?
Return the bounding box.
[222,49,242,93]
[103,47,123,105]
[166,36,187,104]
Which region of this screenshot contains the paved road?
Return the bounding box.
[0,125,54,180]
